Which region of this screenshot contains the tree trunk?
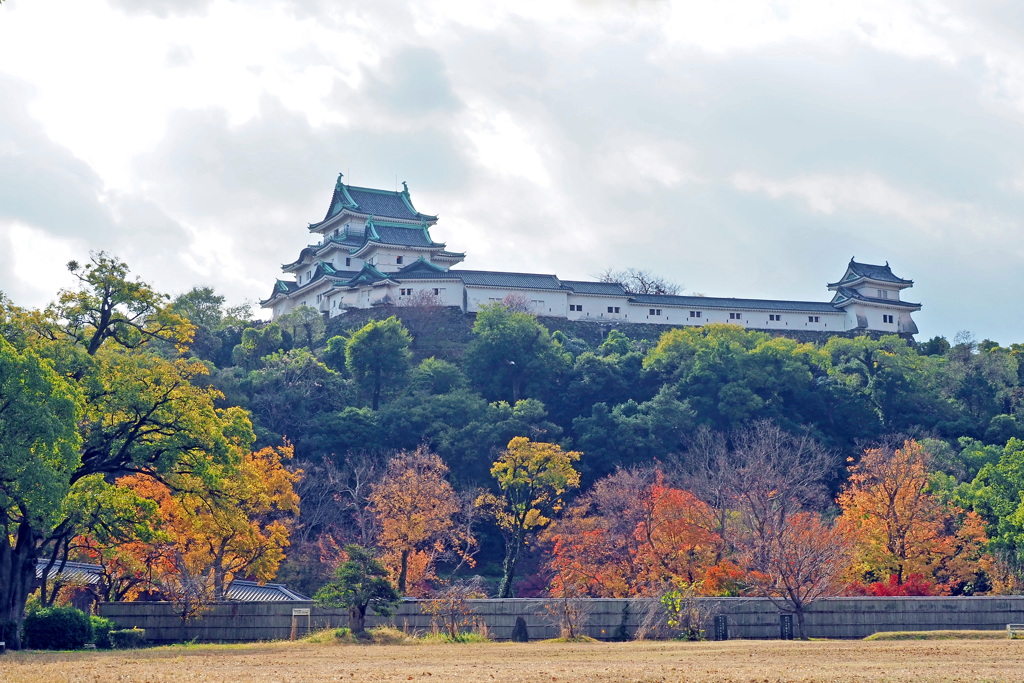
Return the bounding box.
[372,367,382,411]
[349,604,367,634]
[398,549,409,595]
[796,608,808,641]
[0,524,42,650]
[497,536,522,599]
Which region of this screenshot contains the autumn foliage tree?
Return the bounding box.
[367,447,474,595]
[478,437,581,598]
[837,439,991,594]
[546,468,722,597]
[738,511,852,640]
[0,254,251,649]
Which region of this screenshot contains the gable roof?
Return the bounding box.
[314,174,437,227]
[828,259,913,288]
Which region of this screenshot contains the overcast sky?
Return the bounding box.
[2,0,1023,342]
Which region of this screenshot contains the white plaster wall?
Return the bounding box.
[565,294,630,321]
[366,248,429,272]
[391,281,463,307]
[465,286,568,316]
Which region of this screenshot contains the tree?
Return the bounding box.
[738,511,852,640]
[0,338,83,644]
[546,468,721,598]
[119,442,301,600]
[597,267,682,295]
[367,448,473,594]
[464,304,568,404]
[478,437,581,598]
[693,422,836,552]
[957,437,1024,586]
[0,253,246,648]
[837,439,991,594]
[345,317,412,410]
[277,304,325,350]
[314,545,400,634]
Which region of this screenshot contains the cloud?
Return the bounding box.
[106,0,211,19]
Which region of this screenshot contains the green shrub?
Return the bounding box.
[109,628,147,649]
[90,616,115,649]
[23,607,92,650]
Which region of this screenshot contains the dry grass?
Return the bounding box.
[2,637,1023,682]
[865,630,1009,641]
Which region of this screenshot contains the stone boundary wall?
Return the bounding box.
[99,596,1024,644]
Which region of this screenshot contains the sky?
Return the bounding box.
[2,0,1024,343]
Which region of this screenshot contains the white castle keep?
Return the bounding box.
[262,175,921,336]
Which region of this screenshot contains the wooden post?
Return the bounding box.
[291,608,311,640]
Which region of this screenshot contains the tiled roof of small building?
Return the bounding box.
[35,560,102,585]
[34,561,310,602]
[629,294,842,313]
[562,280,629,296]
[829,259,913,287]
[226,580,311,602]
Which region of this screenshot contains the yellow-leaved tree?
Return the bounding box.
[478,437,581,598]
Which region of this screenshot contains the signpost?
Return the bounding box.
[291,608,311,640]
[779,614,794,640]
[713,615,729,641]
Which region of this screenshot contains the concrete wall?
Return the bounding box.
[99,596,1024,644]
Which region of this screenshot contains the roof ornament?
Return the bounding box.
[401,180,409,196]
[335,173,344,192]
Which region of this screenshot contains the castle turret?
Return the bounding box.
[827,259,921,334]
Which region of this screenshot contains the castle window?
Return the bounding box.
[883,314,894,324]
[346,258,351,267]
[808,316,819,323]
[400,288,412,296]
[607,306,620,314]
[729,312,741,320]
[689,311,701,318]
[769,314,781,321]
[649,309,662,316]
[397,256,404,264]
[570,304,583,312]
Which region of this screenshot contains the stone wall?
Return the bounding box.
[99,596,1024,644]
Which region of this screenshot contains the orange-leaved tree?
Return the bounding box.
[367,447,475,595]
[837,439,991,594]
[546,468,722,597]
[120,444,301,604]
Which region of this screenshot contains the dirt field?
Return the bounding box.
[2,638,1023,682]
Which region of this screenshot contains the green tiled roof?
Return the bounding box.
[312,174,437,228]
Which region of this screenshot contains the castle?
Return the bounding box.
[261,175,921,336]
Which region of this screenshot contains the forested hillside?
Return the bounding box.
[5,255,1024,647]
